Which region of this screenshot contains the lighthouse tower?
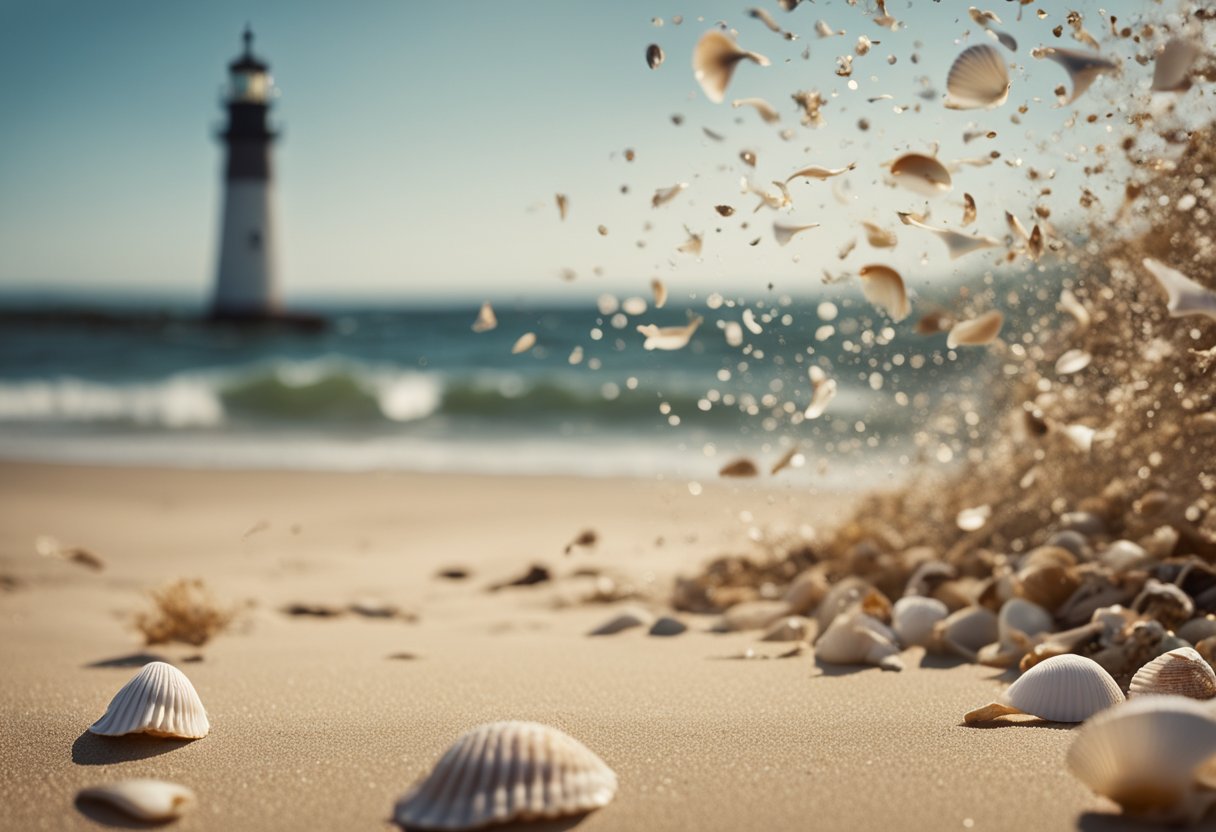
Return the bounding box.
[211,27,281,320]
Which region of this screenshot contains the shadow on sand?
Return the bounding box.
[397,813,590,832]
[83,653,169,669]
[74,795,176,829]
[71,730,193,766]
[1077,810,1216,831]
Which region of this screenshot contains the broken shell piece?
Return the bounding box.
[693,31,771,104]
[762,615,814,642]
[471,302,497,333]
[1129,648,1216,700]
[1142,259,1216,321]
[947,310,1004,348]
[945,44,1010,109]
[804,366,837,419]
[651,278,667,309]
[394,721,617,830]
[861,221,897,248]
[965,654,1123,724]
[649,616,687,637]
[89,661,209,739]
[785,162,856,183]
[652,182,689,208]
[1031,46,1119,104]
[1067,696,1216,823]
[816,610,904,671]
[774,221,820,246]
[1152,38,1201,92]
[637,315,702,351]
[77,779,197,823]
[511,333,537,354]
[588,607,654,636]
[892,595,948,648]
[979,598,1053,668]
[933,606,998,661]
[889,154,952,196]
[897,212,1000,259]
[858,264,910,322]
[732,97,780,123]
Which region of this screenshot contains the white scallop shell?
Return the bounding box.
[945,44,1010,109]
[966,654,1124,723]
[77,779,197,822]
[1129,648,1216,700]
[89,661,209,739]
[815,610,904,671]
[1067,696,1216,822]
[394,721,617,830]
[892,596,948,648]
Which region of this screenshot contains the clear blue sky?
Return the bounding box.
[0,0,1193,304]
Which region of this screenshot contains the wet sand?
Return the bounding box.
[0,463,1133,831]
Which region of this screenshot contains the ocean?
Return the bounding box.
[0,292,1002,482]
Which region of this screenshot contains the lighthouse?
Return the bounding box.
[211,26,281,320]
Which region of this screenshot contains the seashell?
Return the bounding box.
[1014,561,1079,614]
[773,222,820,246]
[732,97,780,123]
[588,607,654,636]
[648,616,687,637]
[1031,46,1119,104]
[861,221,897,248]
[1100,539,1149,571]
[394,721,617,830]
[722,599,791,632]
[946,310,1004,349]
[1129,648,1216,700]
[650,278,667,309]
[857,265,910,322]
[783,570,828,614]
[1067,696,1216,823]
[888,154,952,196]
[945,44,1010,110]
[932,606,998,661]
[77,779,197,822]
[897,212,1000,259]
[645,43,664,70]
[956,505,991,532]
[636,315,702,351]
[1178,616,1216,647]
[471,302,497,333]
[804,366,837,419]
[511,333,536,354]
[1055,348,1091,375]
[693,31,770,104]
[815,610,904,671]
[815,578,891,633]
[1046,530,1088,559]
[1151,38,1201,92]
[999,598,1053,646]
[904,560,956,599]
[965,654,1124,724]
[785,162,856,183]
[1142,259,1216,321]
[651,182,688,209]
[89,661,209,739]
[892,596,948,648]
[762,615,814,642]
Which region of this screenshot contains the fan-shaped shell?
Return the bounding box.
[889,154,952,196]
[693,31,770,104]
[394,721,617,830]
[89,661,209,739]
[945,44,1010,109]
[892,596,948,648]
[77,779,196,822]
[815,610,904,671]
[1067,696,1216,821]
[966,654,1123,723]
[1129,648,1216,700]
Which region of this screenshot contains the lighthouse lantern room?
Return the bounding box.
[211,26,281,320]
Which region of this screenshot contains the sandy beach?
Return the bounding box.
[0,463,1134,831]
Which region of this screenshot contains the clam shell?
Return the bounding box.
[89,661,209,739]
[889,153,952,196]
[998,598,1053,646]
[77,779,196,822]
[858,265,910,322]
[815,610,903,671]
[932,605,997,661]
[892,596,948,648]
[394,721,617,830]
[588,608,654,636]
[1067,696,1216,821]
[1129,648,1216,700]
[692,31,770,104]
[945,44,1010,110]
[966,654,1123,724]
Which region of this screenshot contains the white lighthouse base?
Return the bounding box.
[212,180,280,317]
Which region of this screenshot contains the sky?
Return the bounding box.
[0,0,1194,306]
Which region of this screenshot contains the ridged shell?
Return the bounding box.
[1129,648,1216,700]
[89,661,209,739]
[77,779,196,822]
[815,610,903,671]
[393,721,617,830]
[692,31,770,104]
[945,44,1010,109]
[968,654,1123,723]
[892,596,948,648]
[1067,696,1216,821]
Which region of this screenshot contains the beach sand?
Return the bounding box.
[0,463,1128,831]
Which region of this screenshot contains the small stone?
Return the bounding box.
[649,616,687,637]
